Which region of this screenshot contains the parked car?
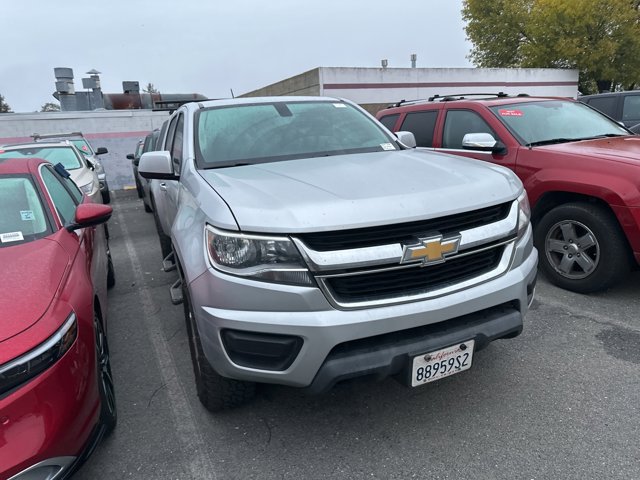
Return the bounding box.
[579,90,640,128]
[128,138,146,198]
[0,141,103,204]
[0,157,116,480]
[127,129,162,212]
[139,96,537,411]
[32,132,111,203]
[377,93,640,293]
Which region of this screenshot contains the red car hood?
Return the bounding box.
[0,238,70,342]
[545,136,640,166]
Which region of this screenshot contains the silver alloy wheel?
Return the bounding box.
[544,219,600,280]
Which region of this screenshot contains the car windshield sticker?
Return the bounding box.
[380,143,395,150]
[82,145,89,151]
[332,103,347,108]
[20,210,35,221]
[0,231,24,243]
[499,109,523,117]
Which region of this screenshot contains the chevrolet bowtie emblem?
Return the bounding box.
[401,235,461,266]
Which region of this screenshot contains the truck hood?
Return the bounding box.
[199,150,521,233]
[0,238,69,342]
[543,136,640,166]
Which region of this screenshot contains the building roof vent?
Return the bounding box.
[122,81,140,94]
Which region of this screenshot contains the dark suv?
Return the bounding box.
[579,90,640,128]
[377,93,640,293]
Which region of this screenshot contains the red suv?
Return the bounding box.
[378,94,640,293]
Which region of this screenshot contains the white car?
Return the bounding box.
[0,141,102,203]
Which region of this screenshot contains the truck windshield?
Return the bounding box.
[195,101,397,167]
[490,100,629,146]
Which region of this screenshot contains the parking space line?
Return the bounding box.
[115,207,217,479]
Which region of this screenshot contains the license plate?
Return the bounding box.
[411,340,475,387]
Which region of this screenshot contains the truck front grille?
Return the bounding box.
[297,202,511,251]
[294,199,519,309]
[323,246,504,304]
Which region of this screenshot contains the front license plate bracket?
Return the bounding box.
[410,340,475,387]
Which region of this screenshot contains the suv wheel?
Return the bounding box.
[101,189,111,204]
[95,314,117,435]
[182,282,256,412]
[534,202,630,293]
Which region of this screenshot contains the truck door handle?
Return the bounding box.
[159,182,167,191]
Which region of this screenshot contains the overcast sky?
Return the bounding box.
[1,0,472,113]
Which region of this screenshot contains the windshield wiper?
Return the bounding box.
[526,138,574,147]
[576,133,628,140]
[528,133,629,147]
[203,161,252,169]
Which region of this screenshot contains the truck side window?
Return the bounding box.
[442,110,495,149]
[400,111,438,147]
[378,114,399,131]
[622,95,640,124]
[586,97,617,118]
[164,115,179,173]
[171,114,185,173]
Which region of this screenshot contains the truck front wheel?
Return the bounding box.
[182,284,256,412]
[534,202,630,293]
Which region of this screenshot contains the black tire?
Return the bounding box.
[151,197,172,261]
[107,251,116,289]
[135,179,144,198]
[143,200,153,213]
[182,282,256,412]
[95,314,117,436]
[534,202,630,293]
[101,189,111,204]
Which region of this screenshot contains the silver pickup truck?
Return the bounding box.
[139,97,538,411]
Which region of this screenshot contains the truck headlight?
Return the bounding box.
[205,225,314,286]
[0,312,77,395]
[517,191,531,239]
[79,180,95,195]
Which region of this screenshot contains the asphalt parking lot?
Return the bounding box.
[76,190,640,480]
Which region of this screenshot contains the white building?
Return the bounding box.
[241,67,579,114]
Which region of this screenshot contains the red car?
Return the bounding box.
[378,95,640,293]
[0,157,116,479]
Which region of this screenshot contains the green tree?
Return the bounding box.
[462,0,640,93]
[0,94,12,113]
[40,102,60,112]
[143,83,160,94]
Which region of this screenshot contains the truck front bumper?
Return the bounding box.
[188,228,538,390]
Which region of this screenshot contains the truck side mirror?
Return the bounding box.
[395,131,417,148]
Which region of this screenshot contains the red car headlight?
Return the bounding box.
[0,312,77,396]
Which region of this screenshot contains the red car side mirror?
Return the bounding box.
[67,203,113,231]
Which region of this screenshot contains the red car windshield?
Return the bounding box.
[490,100,629,146]
[0,176,51,246]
